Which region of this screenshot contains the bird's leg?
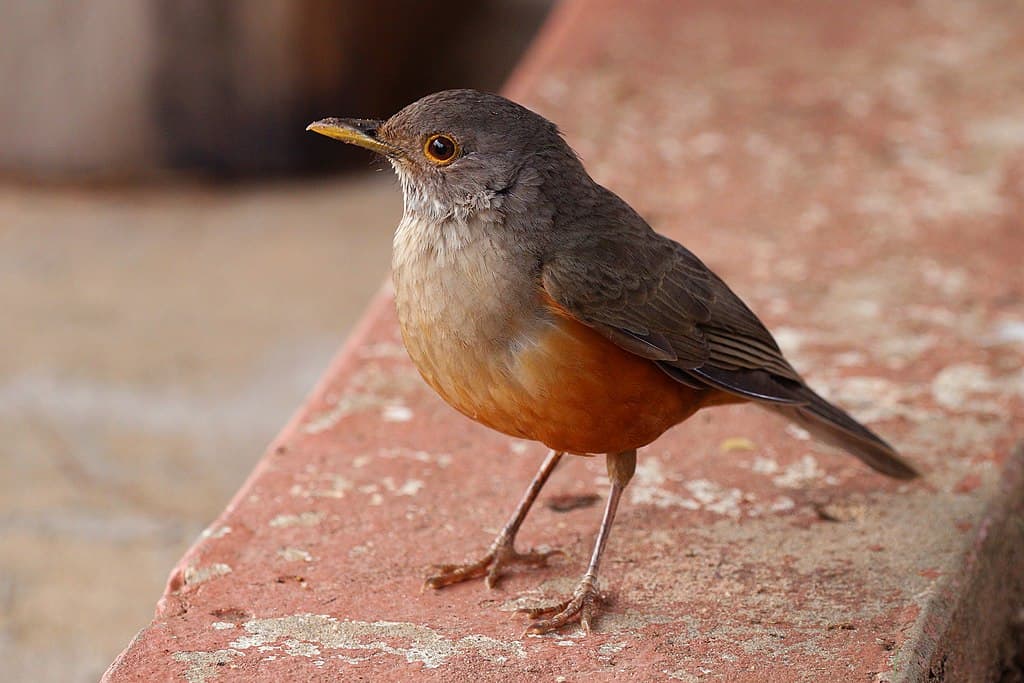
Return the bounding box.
[521,449,636,635]
[425,450,564,590]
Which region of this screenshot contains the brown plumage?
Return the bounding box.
[307,89,918,636]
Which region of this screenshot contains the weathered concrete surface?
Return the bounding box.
[104,0,1024,680]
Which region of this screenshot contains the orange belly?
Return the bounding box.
[494,311,717,454]
[409,296,737,456]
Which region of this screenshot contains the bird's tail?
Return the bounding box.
[769,387,919,480]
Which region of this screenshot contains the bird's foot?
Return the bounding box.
[425,535,561,590]
[519,574,603,635]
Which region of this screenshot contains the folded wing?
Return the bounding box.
[540,189,917,479]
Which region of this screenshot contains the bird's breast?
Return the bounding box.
[391,213,708,454]
[392,213,539,410]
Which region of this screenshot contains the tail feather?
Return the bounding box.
[770,388,919,480]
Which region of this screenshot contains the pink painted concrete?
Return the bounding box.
[104,1,1024,680]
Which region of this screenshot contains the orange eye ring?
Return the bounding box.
[423,134,460,165]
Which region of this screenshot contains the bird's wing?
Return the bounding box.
[540,200,806,404]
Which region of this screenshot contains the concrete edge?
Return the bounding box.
[896,443,1024,682]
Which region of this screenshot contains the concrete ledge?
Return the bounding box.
[104,0,1024,680]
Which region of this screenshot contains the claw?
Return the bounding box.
[519,576,603,635]
[424,558,489,589]
[426,542,561,591]
[580,602,596,635]
[518,599,569,620]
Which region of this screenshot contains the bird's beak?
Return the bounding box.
[305,118,397,157]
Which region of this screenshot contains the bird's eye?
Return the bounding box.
[423,134,459,165]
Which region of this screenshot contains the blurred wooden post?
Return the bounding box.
[0,0,479,178]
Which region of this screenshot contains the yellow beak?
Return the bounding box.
[305,118,397,156]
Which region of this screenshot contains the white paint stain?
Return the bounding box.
[211,614,525,669]
[509,440,530,454]
[183,563,232,586]
[200,525,232,540]
[771,327,807,357]
[381,477,424,497]
[685,479,743,518]
[381,404,413,422]
[770,496,796,512]
[932,363,996,410]
[283,639,320,657]
[785,424,811,441]
[629,461,747,517]
[990,320,1024,345]
[931,363,1024,413]
[599,640,628,656]
[751,457,780,474]
[398,480,424,496]
[302,401,354,434]
[301,363,423,434]
[172,649,242,683]
[268,512,324,528]
[277,547,313,562]
[290,475,352,499]
[772,455,824,489]
[628,459,699,510]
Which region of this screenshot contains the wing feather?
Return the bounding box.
[540,186,804,403]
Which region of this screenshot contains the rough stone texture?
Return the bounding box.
[103,0,1024,680]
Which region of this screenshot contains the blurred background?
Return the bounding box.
[0,1,551,680]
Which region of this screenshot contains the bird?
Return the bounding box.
[307,89,918,635]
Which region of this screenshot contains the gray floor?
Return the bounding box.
[0,176,400,681]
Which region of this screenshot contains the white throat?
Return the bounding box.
[390,161,504,225]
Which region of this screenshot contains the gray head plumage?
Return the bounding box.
[309,89,586,223]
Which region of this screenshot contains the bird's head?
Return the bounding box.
[307,89,582,223]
